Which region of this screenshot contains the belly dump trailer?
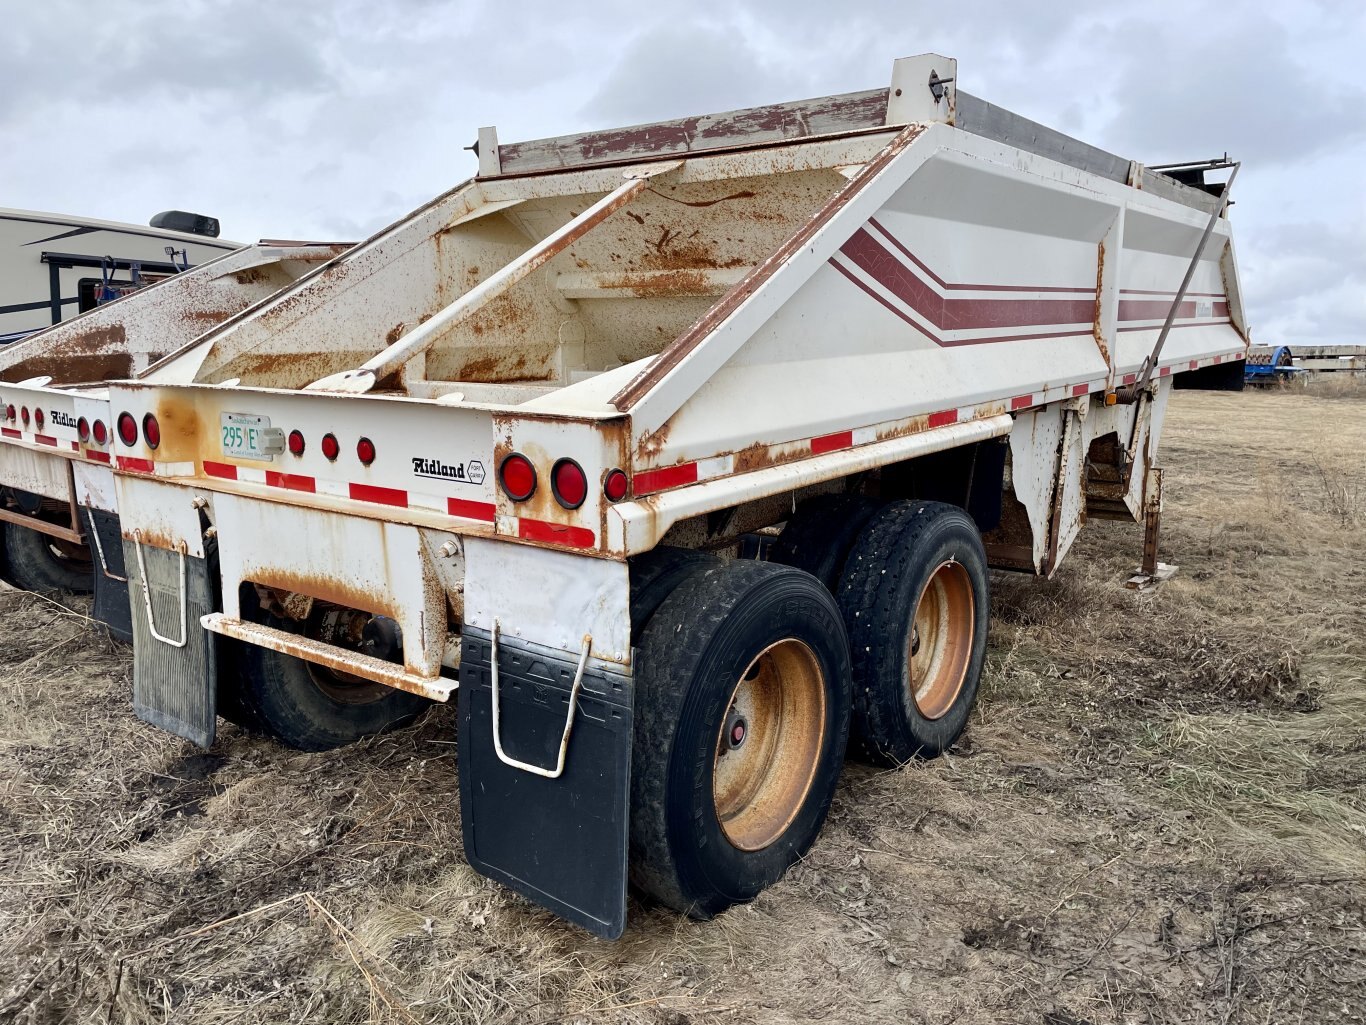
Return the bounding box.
[0,243,348,636]
[104,55,1249,937]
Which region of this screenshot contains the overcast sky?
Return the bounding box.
[2,0,1362,345]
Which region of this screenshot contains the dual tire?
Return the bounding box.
[629,500,989,917]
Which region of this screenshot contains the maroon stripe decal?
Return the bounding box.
[827,259,1087,348]
[841,229,1096,331]
[1119,288,1226,298]
[1116,319,1232,334]
[866,219,1094,293]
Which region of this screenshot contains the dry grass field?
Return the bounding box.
[1,381,1363,1025]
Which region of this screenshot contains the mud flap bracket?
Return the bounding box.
[459,627,633,939]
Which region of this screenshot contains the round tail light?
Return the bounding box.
[499,453,536,501]
[20,407,30,427]
[321,433,340,461]
[288,429,305,456]
[77,417,90,442]
[551,458,587,509]
[4,405,13,422]
[603,468,629,503]
[33,408,44,432]
[116,412,137,446]
[142,413,161,450]
[92,420,108,445]
[356,437,376,465]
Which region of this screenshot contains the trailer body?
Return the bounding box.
[106,56,1248,936]
[0,243,349,632]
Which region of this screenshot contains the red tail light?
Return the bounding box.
[288,429,305,456]
[603,468,629,502]
[77,417,90,442]
[92,420,108,445]
[551,458,587,509]
[4,405,13,422]
[33,408,44,431]
[356,437,376,465]
[321,433,339,461]
[116,412,137,446]
[20,407,30,427]
[142,413,161,450]
[499,453,536,501]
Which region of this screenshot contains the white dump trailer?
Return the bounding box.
[105,55,1248,937]
[0,243,348,635]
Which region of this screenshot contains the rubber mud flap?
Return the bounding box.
[86,508,133,643]
[125,537,218,748]
[458,629,633,939]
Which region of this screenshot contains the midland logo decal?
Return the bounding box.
[51,411,79,429]
[412,457,485,486]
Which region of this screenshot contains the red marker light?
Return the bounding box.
[117,412,137,446]
[77,417,90,442]
[499,453,536,501]
[20,407,30,427]
[33,408,44,431]
[603,468,628,503]
[551,458,587,509]
[356,437,376,465]
[288,429,305,456]
[92,420,108,446]
[142,413,161,450]
[4,405,13,422]
[321,433,340,460]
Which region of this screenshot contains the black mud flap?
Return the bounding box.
[125,537,218,748]
[458,629,634,939]
[85,508,133,643]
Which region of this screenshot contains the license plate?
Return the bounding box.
[220,412,278,461]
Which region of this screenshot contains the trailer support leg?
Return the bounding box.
[1126,468,1177,589]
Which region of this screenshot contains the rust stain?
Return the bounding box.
[1092,240,1111,365]
[649,189,757,208]
[234,268,268,285]
[386,322,406,345]
[638,236,747,272]
[596,269,714,298]
[242,566,399,620]
[0,352,133,384]
[153,392,204,461]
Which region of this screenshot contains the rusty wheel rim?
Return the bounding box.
[712,639,826,852]
[907,561,974,720]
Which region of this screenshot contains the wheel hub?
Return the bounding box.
[712,639,826,852]
[906,560,974,720]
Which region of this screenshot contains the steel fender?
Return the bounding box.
[458,628,634,939]
[462,537,630,667]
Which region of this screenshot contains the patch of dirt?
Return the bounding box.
[0,388,1363,1024]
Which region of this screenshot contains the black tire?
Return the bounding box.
[237,614,429,751]
[631,560,852,918]
[628,545,717,642]
[3,521,93,594]
[838,500,989,765]
[769,493,880,592]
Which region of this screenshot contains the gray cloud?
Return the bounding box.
[0,0,1360,348]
